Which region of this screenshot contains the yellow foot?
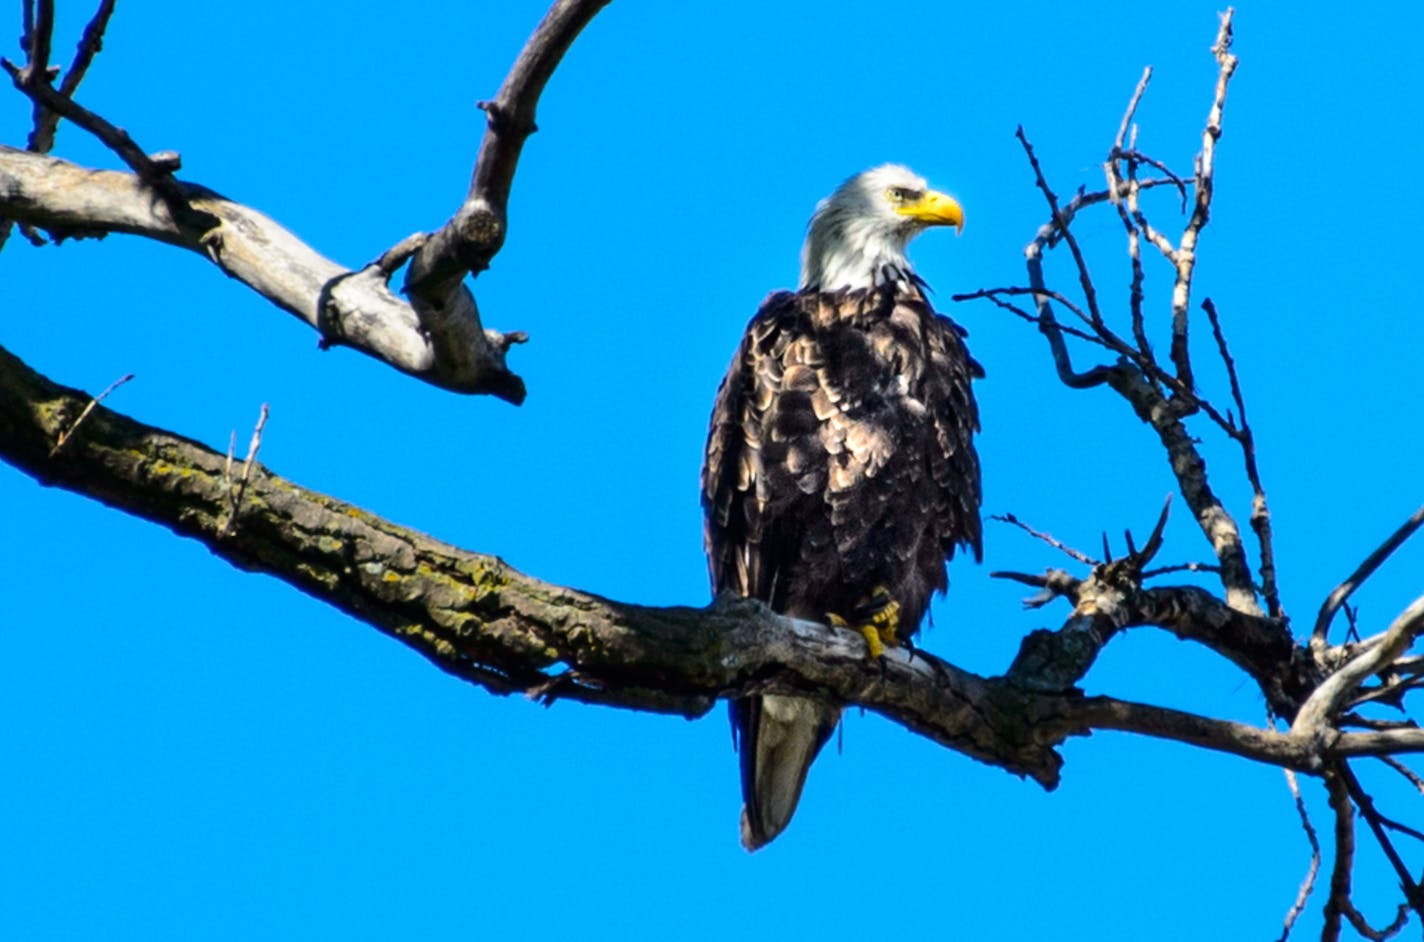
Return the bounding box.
[859,623,885,659]
[827,586,902,660]
[861,586,901,649]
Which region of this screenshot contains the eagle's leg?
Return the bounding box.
[826,587,902,659]
[858,585,902,654]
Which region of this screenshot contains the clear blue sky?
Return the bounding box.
[3,2,1422,939]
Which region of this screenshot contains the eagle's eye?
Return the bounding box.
[886,186,922,205]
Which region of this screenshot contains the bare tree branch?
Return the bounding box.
[989,512,1099,565]
[1295,596,1424,737]
[1,340,1400,795]
[1141,560,1221,579]
[1014,124,1106,333]
[1340,762,1424,926]
[1166,8,1238,394]
[1314,506,1424,654]
[7,8,1423,936]
[0,147,524,400]
[0,0,619,404]
[404,0,613,299]
[1203,296,1283,619]
[958,24,1424,928]
[1278,767,1321,942]
[48,370,130,456]
[0,0,112,252]
[1003,565,1308,711]
[28,0,115,155]
[1377,756,1424,794]
[217,403,270,537]
[977,48,1262,616]
[2,51,214,232]
[1105,67,1157,358]
[17,0,52,95]
[1323,765,1353,942]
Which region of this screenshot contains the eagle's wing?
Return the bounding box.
[926,307,984,563]
[702,290,813,608]
[701,290,840,851]
[701,299,764,602]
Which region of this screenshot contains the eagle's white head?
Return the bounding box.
[799,164,964,293]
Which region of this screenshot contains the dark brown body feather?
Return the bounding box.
[701,279,982,848]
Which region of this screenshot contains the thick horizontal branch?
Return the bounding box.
[0,342,1383,788]
[0,147,525,402]
[0,339,1061,783]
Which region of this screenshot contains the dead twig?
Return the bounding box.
[1130,494,1173,568]
[989,568,1081,609]
[1141,561,1221,579]
[218,404,270,537]
[371,232,429,278]
[1119,149,1191,213]
[1341,716,1418,732]
[1277,767,1320,942]
[3,0,115,252]
[1341,762,1424,917]
[1202,297,1282,620]
[1351,676,1424,711]
[990,513,1098,565]
[1341,901,1409,942]
[950,290,1111,350]
[1015,125,1103,329]
[48,371,132,456]
[405,0,613,297]
[1111,66,1152,156]
[1,42,216,233]
[1375,756,1424,794]
[1314,505,1424,654]
[1165,7,1239,396]
[18,0,54,91]
[1322,765,1353,942]
[1104,70,1156,360]
[223,429,236,482]
[28,0,116,155]
[1041,175,1195,242]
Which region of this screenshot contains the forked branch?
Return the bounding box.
[1,0,618,403]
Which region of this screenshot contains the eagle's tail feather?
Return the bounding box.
[735,694,841,851]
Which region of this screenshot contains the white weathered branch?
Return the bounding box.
[1294,596,1424,737]
[0,146,525,400]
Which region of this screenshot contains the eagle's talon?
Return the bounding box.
[827,586,904,661]
[871,603,900,647]
[857,585,902,656]
[859,623,886,659]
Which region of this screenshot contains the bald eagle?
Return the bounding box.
[701,164,982,850]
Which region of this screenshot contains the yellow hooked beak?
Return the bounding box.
[897,190,965,233]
